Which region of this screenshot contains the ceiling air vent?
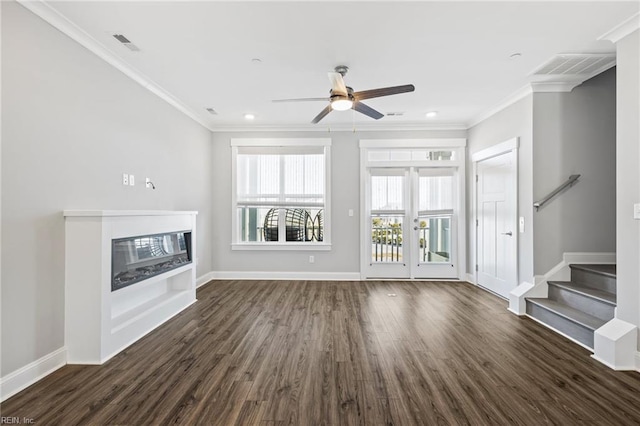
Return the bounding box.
[532,53,615,76]
[386,112,404,116]
[112,34,140,52]
[205,108,218,115]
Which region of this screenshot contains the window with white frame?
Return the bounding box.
[231,139,331,248]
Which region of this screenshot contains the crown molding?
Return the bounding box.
[209,122,468,133]
[599,12,640,44]
[467,62,616,129]
[530,81,583,93]
[467,84,532,129]
[16,0,214,131]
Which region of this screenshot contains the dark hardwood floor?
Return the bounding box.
[3,280,640,425]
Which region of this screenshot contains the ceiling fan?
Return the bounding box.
[273,66,415,124]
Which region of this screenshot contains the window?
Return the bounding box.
[231,139,331,249]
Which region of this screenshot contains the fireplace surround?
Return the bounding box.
[64,210,197,364]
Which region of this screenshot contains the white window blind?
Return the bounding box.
[418,169,454,213]
[236,146,325,208]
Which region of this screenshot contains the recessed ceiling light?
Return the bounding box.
[244,113,255,120]
[425,111,438,118]
[510,53,522,60]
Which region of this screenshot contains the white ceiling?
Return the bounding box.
[42,1,639,130]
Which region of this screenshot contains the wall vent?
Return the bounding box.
[112,34,140,52]
[532,53,615,76]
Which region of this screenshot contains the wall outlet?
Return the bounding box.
[634,203,640,220]
[309,255,315,264]
[129,174,135,186]
[122,173,129,185]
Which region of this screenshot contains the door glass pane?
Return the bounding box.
[371,216,404,263]
[417,215,451,263]
[418,175,453,211]
[371,176,404,210]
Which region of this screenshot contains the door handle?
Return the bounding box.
[414,226,419,230]
[501,231,513,236]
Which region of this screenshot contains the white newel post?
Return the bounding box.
[64,210,198,364]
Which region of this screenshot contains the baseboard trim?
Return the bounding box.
[636,352,640,373]
[1,347,67,402]
[507,307,521,316]
[465,273,475,284]
[591,354,637,371]
[196,271,216,288]
[209,271,362,281]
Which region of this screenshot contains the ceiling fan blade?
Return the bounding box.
[311,104,333,124]
[328,72,348,96]
[353,84,415,101]
[272,97,329,103]
[353,101,384,120]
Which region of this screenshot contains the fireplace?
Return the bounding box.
[65,209,197,364]
[111,231,192,291]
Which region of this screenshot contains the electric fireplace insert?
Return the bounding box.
[111,230,192,291]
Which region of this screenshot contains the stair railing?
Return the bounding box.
[534,174,580,211]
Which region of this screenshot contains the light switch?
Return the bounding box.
[519,217,525,233]
[129,174,135,186]
[348,209,354,217]
[634,203,640,220]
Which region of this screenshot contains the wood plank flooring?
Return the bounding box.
[3,280,640,425]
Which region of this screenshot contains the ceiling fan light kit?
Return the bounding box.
[331,98,353,111]
[273,65,415,124]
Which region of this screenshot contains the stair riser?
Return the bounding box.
[526,302,594,349]
[548,285,615,322]
[570,268,616,294]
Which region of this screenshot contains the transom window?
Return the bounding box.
[231,139,331,250]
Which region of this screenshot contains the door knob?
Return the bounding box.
[501,231,513,236]
[414,226,418,230]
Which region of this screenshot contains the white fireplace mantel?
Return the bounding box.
[64,210,197,364]
[64,210,198,217]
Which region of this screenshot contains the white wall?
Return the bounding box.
[1,2,213,376]
[210,129,466,276]
[614,30,640,335]
[532,69,617,275]
[467,96,535,285]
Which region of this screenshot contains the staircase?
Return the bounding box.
[526,264,616,350]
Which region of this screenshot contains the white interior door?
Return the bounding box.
[476,151,517,298]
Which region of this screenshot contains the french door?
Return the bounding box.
[364,167,458,279]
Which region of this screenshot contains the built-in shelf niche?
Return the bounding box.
[64,210,197,365]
